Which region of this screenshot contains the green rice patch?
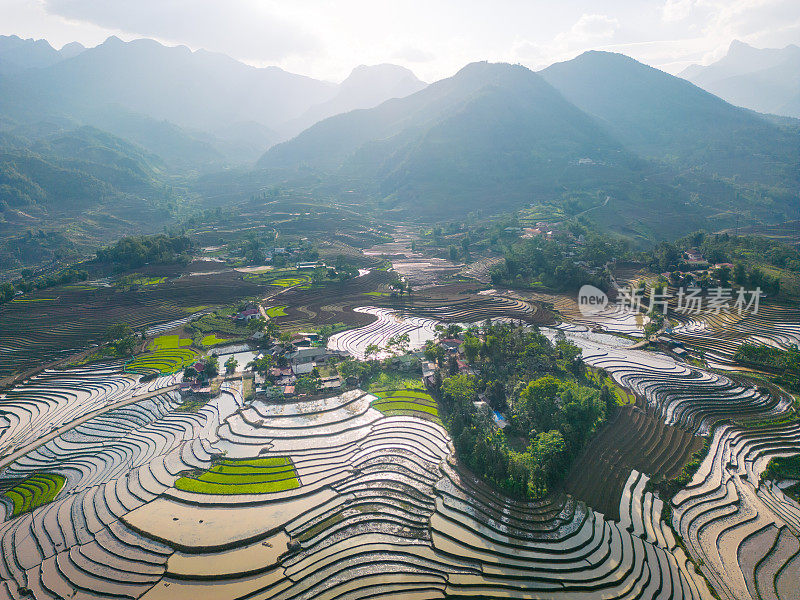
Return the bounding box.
[125,348,198,375]
[272,277,306,287]
[4,473,66,516]
[371,389,440,421]
[150,335,193,351]
[265,305,288,318]
[201,334,231,346]
[174,457,300,495]
[374,389,431,400]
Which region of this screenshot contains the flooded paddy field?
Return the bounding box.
[0,275,798,599]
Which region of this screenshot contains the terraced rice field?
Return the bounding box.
[0,270,273,380]
[3,473,65,517]
[0,289,797,598]
[371,389,441,422]
[124,348,198,375]
[264,305,288,318]
[149,335,192,351]
[327,307,439,358]
[175,457,300,495]
[669,300,800,369]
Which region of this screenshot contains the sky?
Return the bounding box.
[1,0,799,82]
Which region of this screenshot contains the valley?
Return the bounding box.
[0,20,799,600]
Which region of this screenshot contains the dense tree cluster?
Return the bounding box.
[491,235,614,292]
[0,267,89,306]
[643,231,792,296]
[96,234,193,269]
[734,344,799,391]
[438,323,607,498]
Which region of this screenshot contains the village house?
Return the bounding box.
[234,308,260,321]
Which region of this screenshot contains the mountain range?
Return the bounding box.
[258,53,799,238]
[0,34,798,270]
[680,41,800,118]
[0,36,428,168]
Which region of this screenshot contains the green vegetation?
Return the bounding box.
[4,473,66,517]
[587,367,636,405]
[367,372,424,393]
[125,348,198,375]
[491,233,620,292]
[763,454,800,502]
[734,344,800,391]
[187,308,263,339]
[1,267,89,306]
[265,305,287,318]
[150,334,192,350]
[436,323,608,498]
[201,334,231,347]
[116,273,166,287]
[175,457,300,495]
[642,231,795,296]
[243,269,311,287]
[651,438,712,502]
[175,395,212,413]
[96,234,193,271]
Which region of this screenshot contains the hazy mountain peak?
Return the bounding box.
[680,40,800,117]
[59,41,86,59]
[0,34,62,73]
[280,62,426,137]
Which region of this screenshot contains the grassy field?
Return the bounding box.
[175,457,300,495]
[150,335,193,350]
[4,473,65,516]
[265,305,288,318]
[761,264,800,299]
[201,334,231,346]
[587,367,637,406]
[243,269,312,288]
[367,372,426,393]
[371,389,441,422]
[188,312,253,337]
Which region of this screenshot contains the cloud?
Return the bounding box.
[662,0,697,22]
[513,13,621,68]
[41,0,319,61]
[392,45,435,63]
[556,14,620,46]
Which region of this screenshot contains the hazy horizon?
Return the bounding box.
[1,0,798,82]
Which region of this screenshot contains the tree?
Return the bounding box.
[734,262,747,286]
[364,343,381,359]
[387,333,410,354]
[114,335,137,357]
[105,323,133,341]
[248,354,274,374]
[441,374,476,408]
[183,367,198,379]
[0,282,14,304]
[203,356,219,377]
[601,385,614,413]
[463,335,481,363]
[224,356,238,374]
[295,374,321,394]
[423,340,445,366]
[715,265,731,287]
[449,245,459,262]
[246,317,267,331]
[517,376,560,432]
